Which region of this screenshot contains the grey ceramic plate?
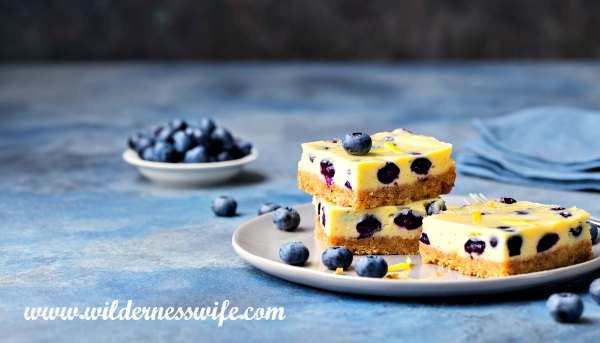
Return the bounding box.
[232,195,600,297]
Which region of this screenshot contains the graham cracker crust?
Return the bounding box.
[314,216,420,255]
[298,166,455,209]
[419,241,593,278]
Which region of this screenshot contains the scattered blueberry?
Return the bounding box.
[590,278,600,304]
[211,195,237,217]
[589,220,598,243]
[355,256,388,278]
[321,246,353,270]
[507,235,523,256]
[320,160,335,186]
[537,233,559,253]
[490,236,498,247]
[184,146,208,163]
[200,118,216,135]
[342,132,372,155]
[279,242,309,266]
[377,162,400,184]
[258,202,281,215]
[169,118,187,131]
[546,293,584,323]
[153,141,179,163]
[569,225,583,237]
[356,215,382,238]
[344,181,352,190]
[419,233,430,245]
[426,199,447,215]
[410,158,432,175]
[273,207,301,231]
[173,130,195,153]
[394,209,423,230]
[211,127,235,151]
[559,211,572,218]
[499,197,517,204]
[464,238,486,256]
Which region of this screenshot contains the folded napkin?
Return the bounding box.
[456,106,600,191]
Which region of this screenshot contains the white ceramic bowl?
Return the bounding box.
[122,148,258,186]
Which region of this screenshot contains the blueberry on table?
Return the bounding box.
[211,127,235,151]
[321,246,353,270]
[184,146,208,163]
[200,118,216,135]
[355,256,388,278]
[211,196,237,217]
[173,130,195,153]
[279,242,309,266]
[169,118,187,131]
[258,202,281,215]
[153,142,179,163]
[589,278,600,304]
[589,220,599,243]
[342,132,372,155]
[546,293,584,323]
[273,207,301,231]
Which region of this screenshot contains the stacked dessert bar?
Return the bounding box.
[298,129,456,255]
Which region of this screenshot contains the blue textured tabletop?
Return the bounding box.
[1,63,600,343]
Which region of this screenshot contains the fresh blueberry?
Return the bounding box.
[191,127,212,147]
[216,151,233,162]
[207,155,217,163]
[153,141,179,162]
[342,132,372,155]
[410,158,432,175]
[320,160,335,186]
[537,233,559,253]
[147,125,164,139]
[377,162,400,184]
[321,246,353,270]
[490,236,498,247]
[135,137,154,156]
[356,215,382,238]
[184,146,208,163]
[141,146,155,161]
[128,131,145,150]
[211,127,235,151]
[344,181,352,190]
[559,211,572,218]
[394,209,423,230]
[355,256,388,278]
[589,220,598,243]
[499,197,517,204]
[426,199,447,215]
[211,195,237,217]
[236,140,253,156]
[590,278,600,304]
[279,242,309,266]
[157,126,176,143]
[546,293,584,323]
[200,118,216,135]
[169,118,187,131]
[419,232,430,245]
[273,207,301,231]
[464,238,486,256]
[173,130,195,153]
[507,235,523,257]
[569,225,583,237]
[258,202,281,215]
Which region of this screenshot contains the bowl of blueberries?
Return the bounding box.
[123,117,257,186]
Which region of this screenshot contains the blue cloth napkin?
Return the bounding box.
[456,106,600,191]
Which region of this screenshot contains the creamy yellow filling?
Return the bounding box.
[298,128,454,190]
[314,196,444,239]
[422,200,591,262]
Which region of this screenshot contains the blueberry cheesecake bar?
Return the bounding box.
[314,197,446,255]
[419,198,593,278]
[298,129,456,209]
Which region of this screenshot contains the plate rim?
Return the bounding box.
[122,148,258,170]
[232,198,600,296]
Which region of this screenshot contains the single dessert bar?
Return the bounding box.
[419,198,593,278]
[298,128,455,209]
[314,196,446,255]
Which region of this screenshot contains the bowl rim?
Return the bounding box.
[122,148,258,170]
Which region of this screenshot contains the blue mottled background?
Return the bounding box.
[1,63,600,342]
